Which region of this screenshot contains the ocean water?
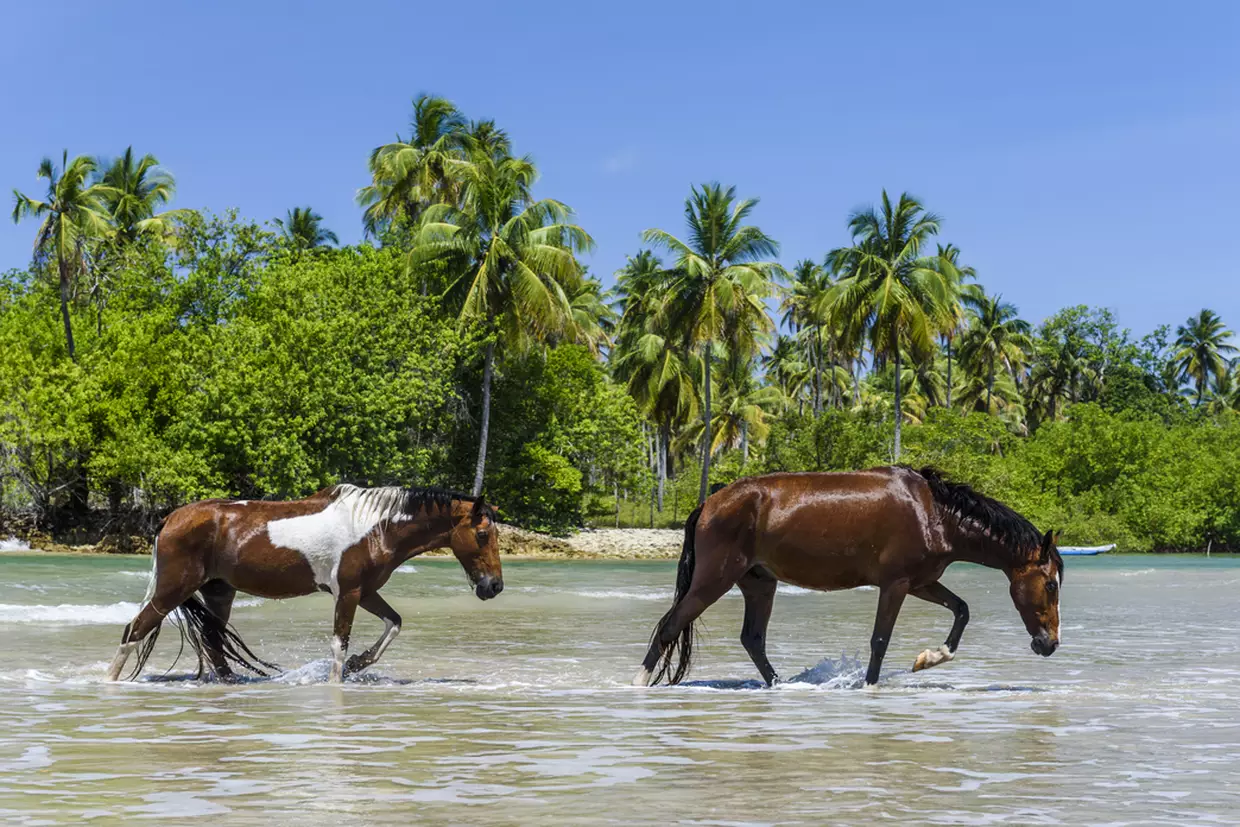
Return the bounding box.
[0,553,1237,824]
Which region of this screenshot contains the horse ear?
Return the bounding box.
[1039,529,1054,563]
[471,497,487,518]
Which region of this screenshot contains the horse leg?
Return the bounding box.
[633,560,747,686]
[865,580,910,686]
[910,582,969,672]
[198,580,238,681]
[329,589,360,683]
[737,566,780,686]
[107,579,198,681]
[344,592,401,676]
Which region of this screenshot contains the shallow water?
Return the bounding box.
[1,553,1238,825]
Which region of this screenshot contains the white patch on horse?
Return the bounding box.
[330,635,346,683]
[373,620,399,661]
[266,485,409,596]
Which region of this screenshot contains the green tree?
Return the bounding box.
[1173,309,1236,407]
[274,207,339,250]
[643,183,780,502]
[409,150,593,495]
[11,152,118,360]
[826,191,951,459]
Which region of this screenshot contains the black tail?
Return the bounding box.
[176,595,279,679]
[650,501,705,685]
[124,622,162,681]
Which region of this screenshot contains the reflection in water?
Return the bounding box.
[0,554,1237,823]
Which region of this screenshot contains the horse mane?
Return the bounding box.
[328,484,498,524]
[911,467,1056,573]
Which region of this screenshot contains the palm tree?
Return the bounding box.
[680,352,783,463]
[957,293,1033,413]
[358,94,468,237]
[763,335,811,412]
[934,244,982,410]
[1173,309,1237,407]
[611,251,696,510]
[11,151,118,360]
[97,147,190,243]
[408,151,594,496]
[275,207,339,250]
[826,191,951,459]
[782,259,835,413]
[643,183,780,502]
[565,276,615,355]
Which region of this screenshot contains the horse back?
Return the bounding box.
[699,469,942,590]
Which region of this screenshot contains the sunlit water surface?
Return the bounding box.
[1,553,1238,825]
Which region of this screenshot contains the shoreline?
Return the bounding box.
[0,525,685,561]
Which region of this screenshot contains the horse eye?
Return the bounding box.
[1046,579,1059,594]
[476,531,489,543]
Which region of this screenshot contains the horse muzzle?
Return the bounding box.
[1031,633,1059,657]
[474,575,504,601]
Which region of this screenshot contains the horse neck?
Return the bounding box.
[942,519,1017,574]
[383,507,457,562]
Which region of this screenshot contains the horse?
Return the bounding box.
[107,484,502,684]
[633,466,1064,688]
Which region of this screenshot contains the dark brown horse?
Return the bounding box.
[107,484,502,683]
[634,467,1063,687]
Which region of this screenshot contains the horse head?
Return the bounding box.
[449,497,503,600]
[1008,529,1063,657]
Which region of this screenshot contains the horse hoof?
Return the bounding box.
[913,645,953,672]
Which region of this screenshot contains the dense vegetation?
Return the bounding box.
[2,96,1237,548]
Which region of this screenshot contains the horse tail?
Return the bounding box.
[650,501,705,685]
[175,595,279,679]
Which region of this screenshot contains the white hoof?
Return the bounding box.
[632,667,652,687]
[912,644,954,672]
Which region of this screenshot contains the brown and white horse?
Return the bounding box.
[634,467,1064,687]
[108,484,502,683]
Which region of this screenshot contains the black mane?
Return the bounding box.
[402,486,498,522]
[912,467,1050,568]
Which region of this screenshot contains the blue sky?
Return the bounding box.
[3,1,1237,338]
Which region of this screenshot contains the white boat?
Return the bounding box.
[1058,543,1116,556]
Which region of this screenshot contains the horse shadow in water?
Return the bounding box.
[676,653,1047,693]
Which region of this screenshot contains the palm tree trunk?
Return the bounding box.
[59,261,76,362]
[893,345,903,461]
[946,336,953,410]
[656,422,667,511]
[987,356,995,413]
[471,340,495,497]
[699,343,712,504]
[812,330,822,415]
[741,419,749,464]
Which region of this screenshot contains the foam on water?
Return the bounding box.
[0,601,142,624]
[0,536,32,552]
[0,598,263,625]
